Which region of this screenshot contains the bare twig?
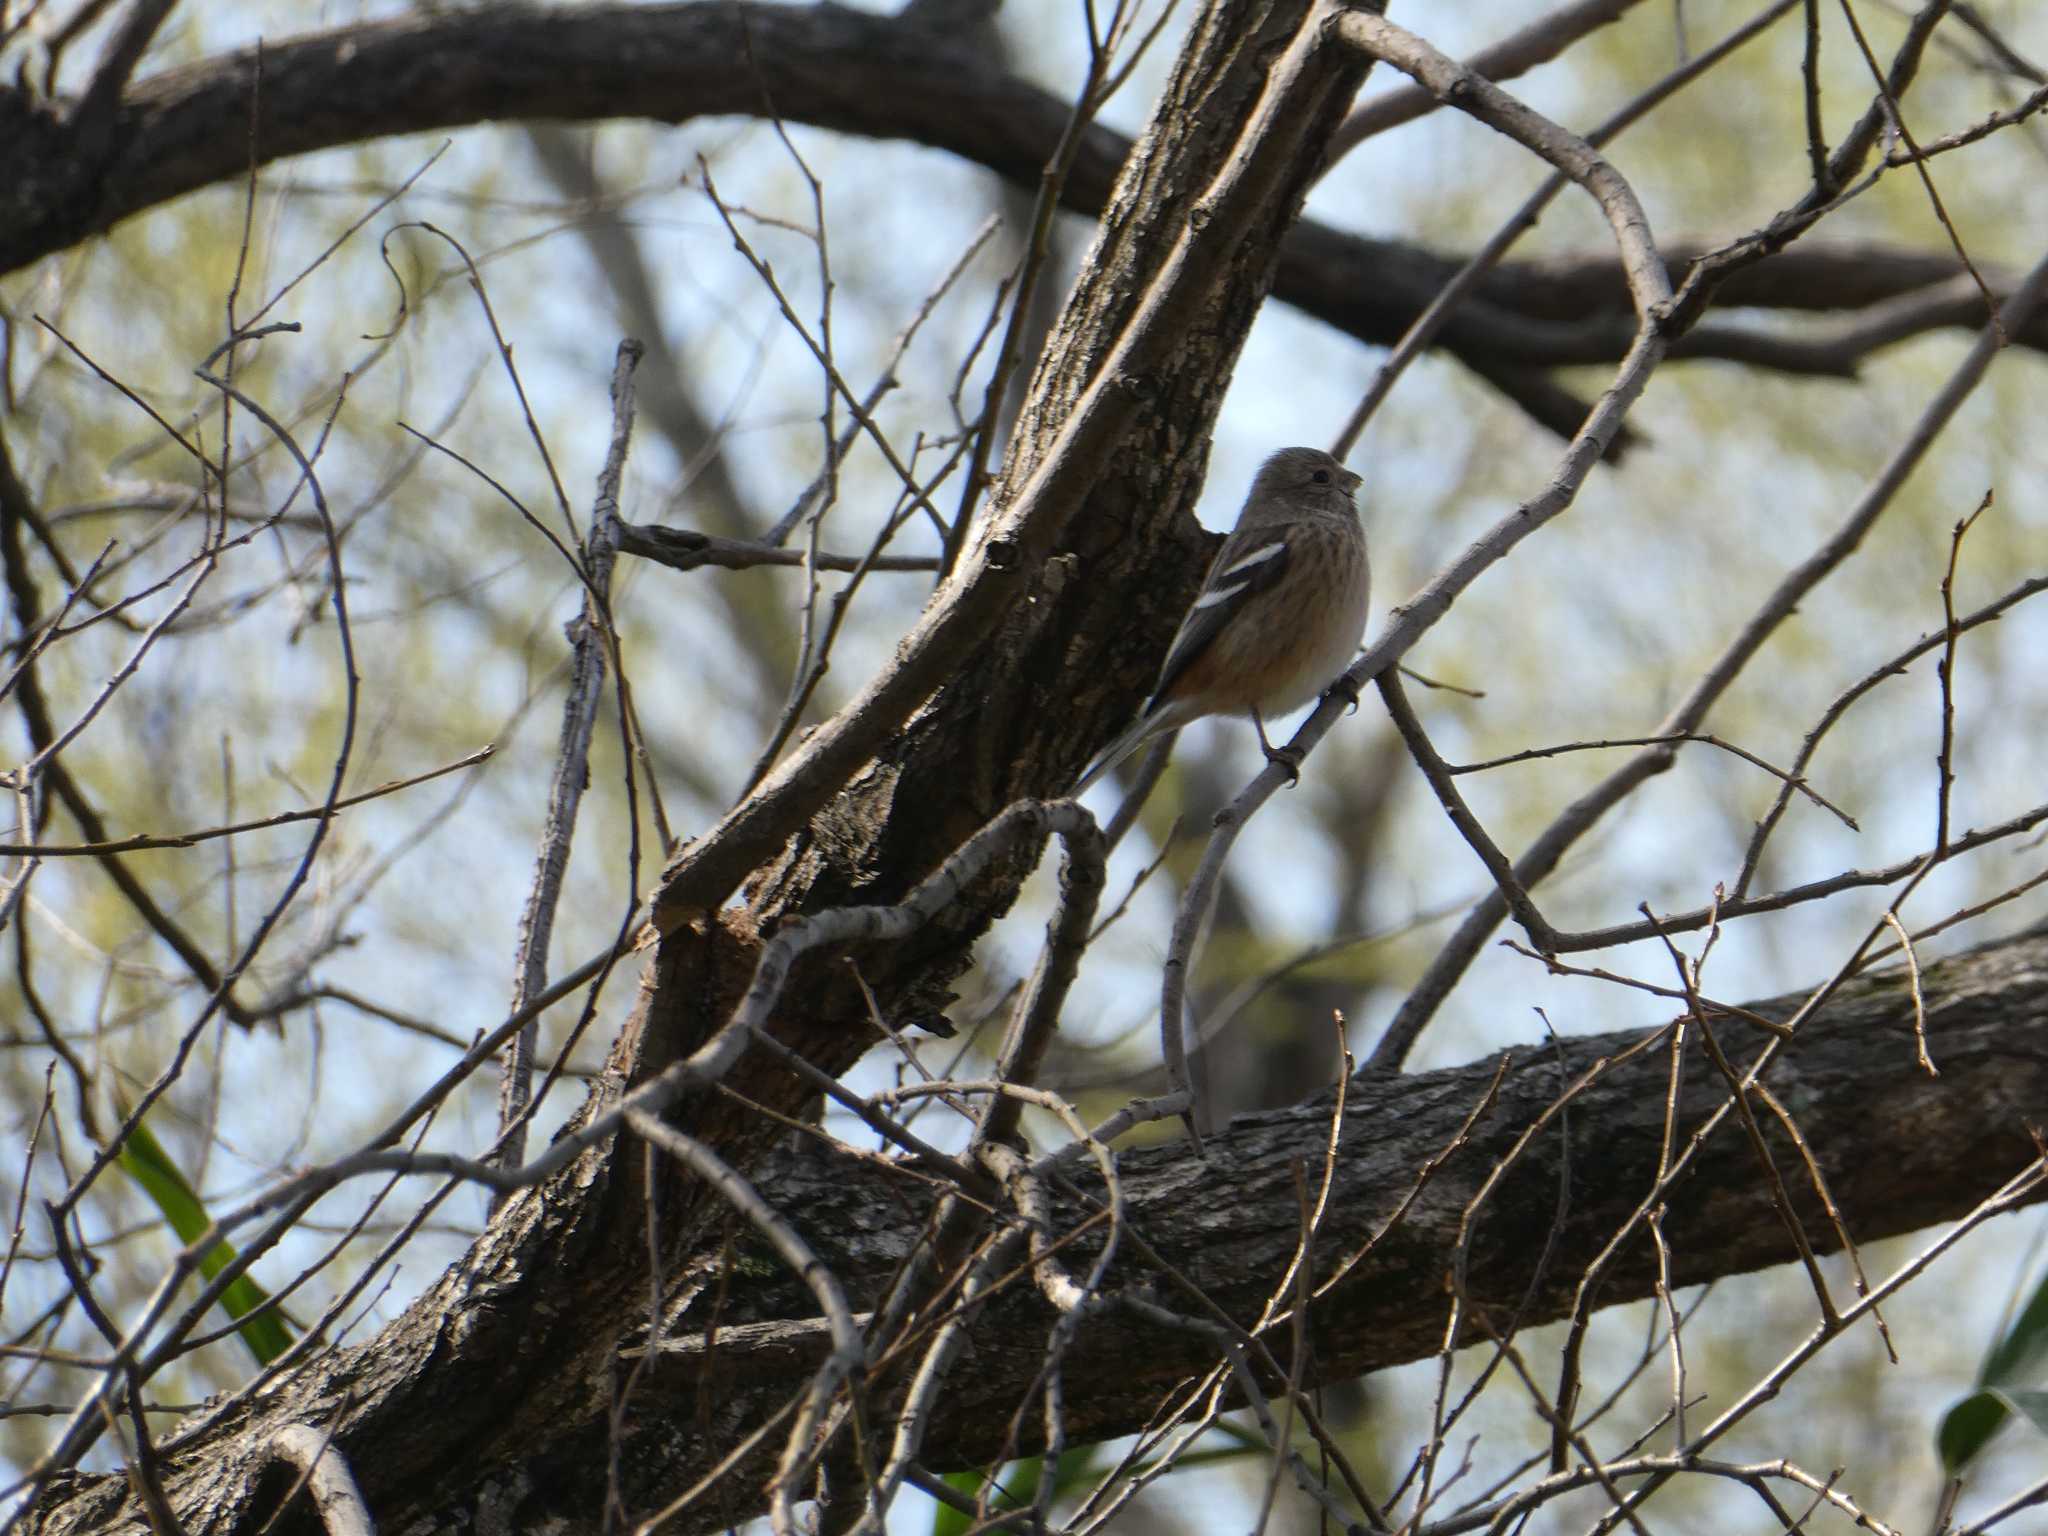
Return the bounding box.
[647,0,1370,930]
[1449,729,1856,830]
[1327,0,1650,160]
[1738,569,2048,898]
[268,1424,376,1536]
[1378,239,2048,1069]
[1881,911,1935,1076]
[0,749,493,857]
[1752,1080,1895,1362]
[1935,490,1991,852]
[497,339,642,1171]
[1832,0,2002,335]
[943,0,1126,577]
[1556,796,2048,952]
[1646,913,1838,1327]
[1802,0,1830,189]
[1887,80,2048,164]
[977,813,1107,1148]
[1380,671,1559,951]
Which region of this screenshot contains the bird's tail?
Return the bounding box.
[1074,713,1164,795]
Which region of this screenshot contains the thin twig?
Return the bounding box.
[1935,489,1991,853]
[496,339,642,1172]
[1738,569,2048,898]
[1380,671,1559,950]
[1379,239,2048,1070]
[1449,729,1856,830]
[0,749,493,857]
[1881,911,1935,1076]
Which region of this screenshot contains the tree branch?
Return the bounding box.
[29,930,2048,1534]
[2,4,2040,434]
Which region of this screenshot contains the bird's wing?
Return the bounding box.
[1146,528,1291,708]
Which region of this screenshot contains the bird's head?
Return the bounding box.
[1249,445,1362,516]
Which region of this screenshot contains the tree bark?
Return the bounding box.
[629,926,2048,1473]
[20,5,2045,1535]
[1,3,2035,425]
[26,3,1375,1531]
[28,930,2048,1534]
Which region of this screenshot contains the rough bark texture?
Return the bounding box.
[1,3,2036,419]
[29,931,2048,1535]
[24,4,1374,1532]
[626,927,2048,1464]
[19,5,2045,1535]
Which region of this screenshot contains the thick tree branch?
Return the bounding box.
[643,0,1367,926]
[22,6,1378,1531]
[656,931,2048,1481]
[19,5,2045,1534]
[30,930,2048,1535]
[0,3,2037,427]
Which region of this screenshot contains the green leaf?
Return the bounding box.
[1936,1267,2048,1473]
[1939,1390,2009,1474]
[1980,1270,2048,1388]
[930,1449,1099,1536]
[111,1111,295,1367]
[1939,1386,2048,1475]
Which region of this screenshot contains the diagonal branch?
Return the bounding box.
[4,3,2042,438]
[645,0,1371,928]
[497,340,642,1169]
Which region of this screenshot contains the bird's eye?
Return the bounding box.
[1312,469,1331,484]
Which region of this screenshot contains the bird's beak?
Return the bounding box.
[1341,468,1363,497]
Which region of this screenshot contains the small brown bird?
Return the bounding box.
[1076,446,1370,793]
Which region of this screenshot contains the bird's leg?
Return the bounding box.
[1254,709,1303,785]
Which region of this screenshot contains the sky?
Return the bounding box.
[6,0,2048,1529]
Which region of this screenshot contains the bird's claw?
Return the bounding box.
[1253,709,1303,786]
[1262,741,1304,786]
